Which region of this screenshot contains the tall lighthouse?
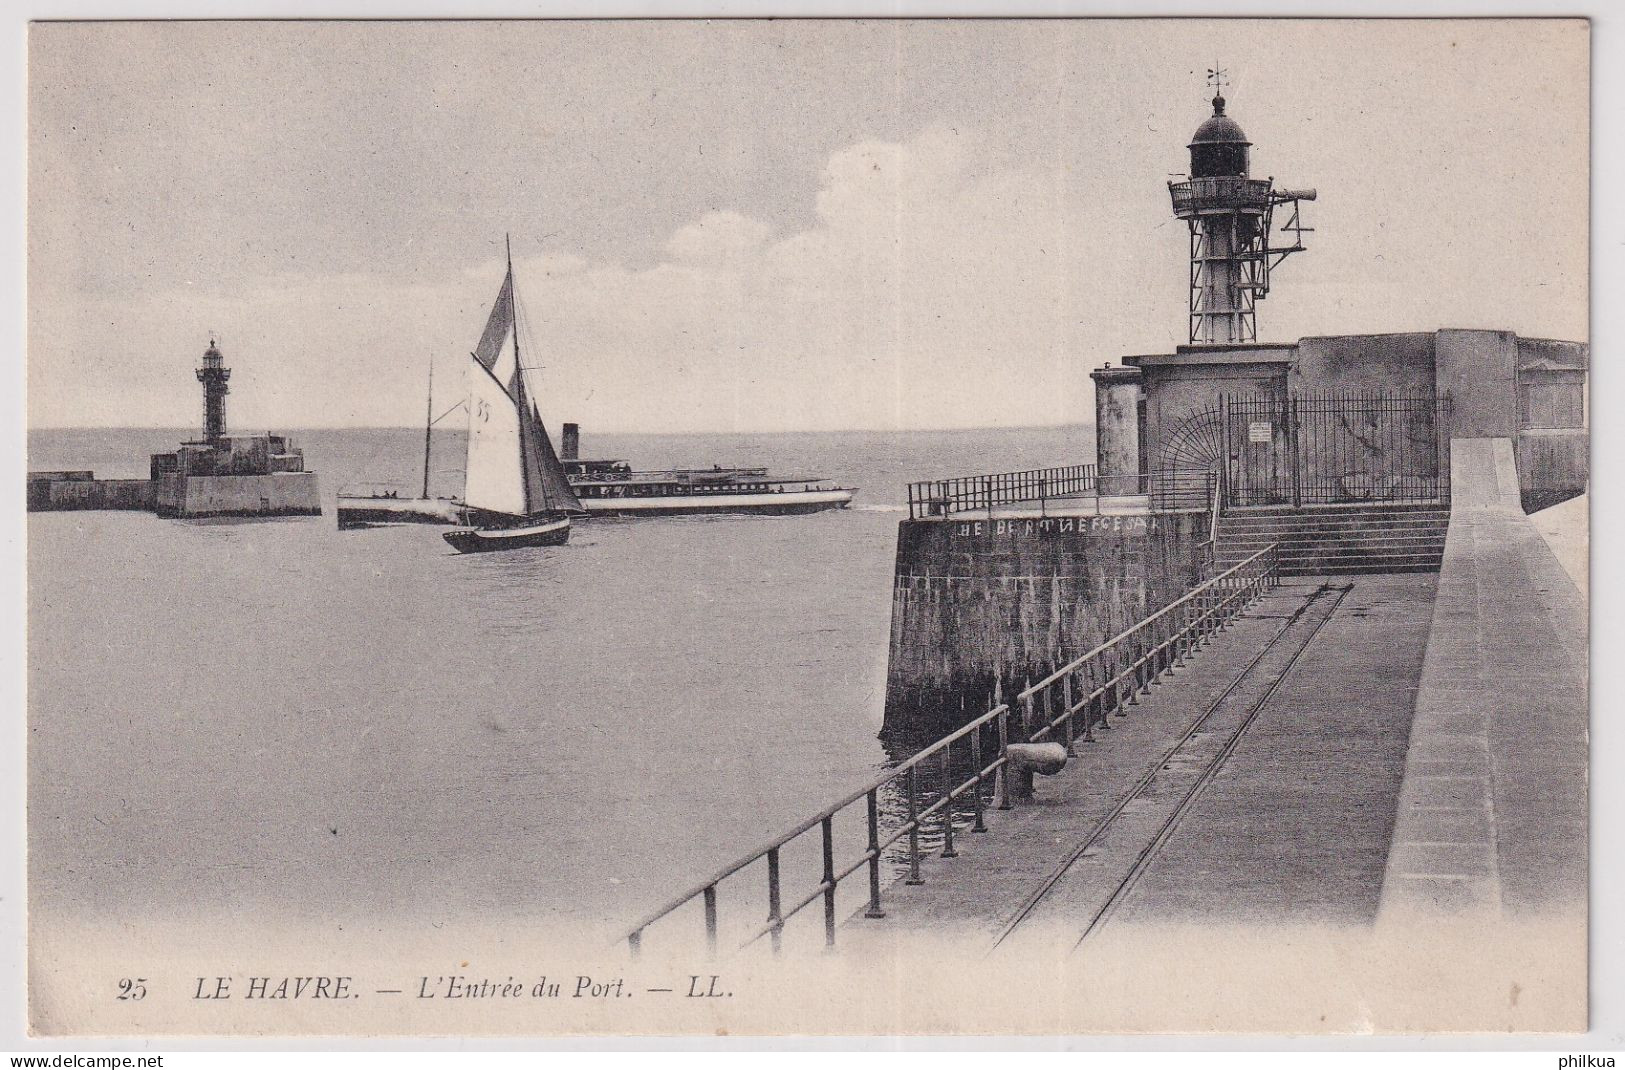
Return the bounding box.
[1167,71,1315,344]
[195,338,231,445]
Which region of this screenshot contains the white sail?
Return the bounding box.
[463,354,526,516]
[488,316,519,395]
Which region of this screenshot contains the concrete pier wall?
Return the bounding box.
[28,478,154,512]
[881,511,1209,740]
[154,473,323,518]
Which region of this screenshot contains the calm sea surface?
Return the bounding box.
[29,425,1090,945]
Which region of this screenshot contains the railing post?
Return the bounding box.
[940,745,957,859]
[1062,672,1076,755]
[766,846,784,955]
[904,764,924,883]
[1125,638,1141,705]
[1021,688,1035,742]
[994,705,1012,809]
[970,724,988,832]
[703,885,718,956]
[865,789,886,917]
[1174,601,1189,668]
[821,815,837,948]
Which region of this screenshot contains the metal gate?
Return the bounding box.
[1221,392,1452,507]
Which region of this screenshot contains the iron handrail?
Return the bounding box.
[623,542,1281,958]
[623,699,1014,955]
[905,467,1219,520]
[906,464,1097,520]
[1017,545,1280,751]
[1016,542,1277,704]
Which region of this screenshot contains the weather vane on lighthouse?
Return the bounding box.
[1167,68,1317,344]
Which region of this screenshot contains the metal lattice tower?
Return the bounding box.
[1167,73,1316,344]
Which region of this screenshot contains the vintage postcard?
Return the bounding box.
[23,16,1589,1037]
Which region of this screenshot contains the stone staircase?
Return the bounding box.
[1215,502,1451,576]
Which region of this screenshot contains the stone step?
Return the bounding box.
[1221,526,1446,543]
[1218,515,1449,533]
[1221,502,1450,518]
[1219,553,1444,576]
[1222,546,1443,562]
[1226,543,1447,559]
[1275,560,1444,576]
[1221,535,1448,554]
[1216,501,1450,577]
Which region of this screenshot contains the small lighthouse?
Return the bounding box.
[195,338,231,445]
[1167,69,1315,344]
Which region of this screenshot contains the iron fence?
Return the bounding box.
[1222,391,1452,507]
[905,464,1096,519]
[622,543,1281,958]
[1147,470,1219,512]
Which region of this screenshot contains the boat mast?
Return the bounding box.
[506,233,530,515]
[421,359,434,500]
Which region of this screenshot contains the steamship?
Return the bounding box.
[337,420,854,528]
[559,424,855,518]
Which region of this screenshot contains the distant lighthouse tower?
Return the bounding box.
[1168,68,1315,344]
[196,338,231,445]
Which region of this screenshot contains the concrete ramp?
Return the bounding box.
[1378,438,1587,923]
[1449,436,1524,513]
[1529,492,1588,598]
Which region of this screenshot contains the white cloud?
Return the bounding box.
[515,121,1086,435]
[32,122,1092,434]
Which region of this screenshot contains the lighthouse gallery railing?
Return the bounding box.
[622,543,1280,958]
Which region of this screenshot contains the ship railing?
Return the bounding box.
[336,481,411,496]
[905,464,1097,519]
[621,543,1280,959]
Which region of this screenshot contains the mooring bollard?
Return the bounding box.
[1003,742,1068,802]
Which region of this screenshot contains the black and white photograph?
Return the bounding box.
[12,10,1603,1043]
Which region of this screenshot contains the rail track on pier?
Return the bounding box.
[988,580,1352,956]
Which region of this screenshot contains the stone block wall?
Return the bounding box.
[881,511,1209,741]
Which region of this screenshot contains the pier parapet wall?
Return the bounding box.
[27,474,154,512]
[882,511,1208,740]
[153,473,322,518]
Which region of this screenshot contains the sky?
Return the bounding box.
[27,18,1588,433]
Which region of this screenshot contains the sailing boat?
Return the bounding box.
[442,238,583,553]
[333,362,466,529]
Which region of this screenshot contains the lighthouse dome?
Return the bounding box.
[1188,95,1251,178]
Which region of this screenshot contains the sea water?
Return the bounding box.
[27,425,1090,946]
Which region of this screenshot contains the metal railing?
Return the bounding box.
[1168,176,1275,216]
[1196,471,1225,574]
[906,464,1096,520]
[622,542,1281,958]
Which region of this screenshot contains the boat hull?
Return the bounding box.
[575,488,855,518]
[336,496,465,529]
[442,514,571,553]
